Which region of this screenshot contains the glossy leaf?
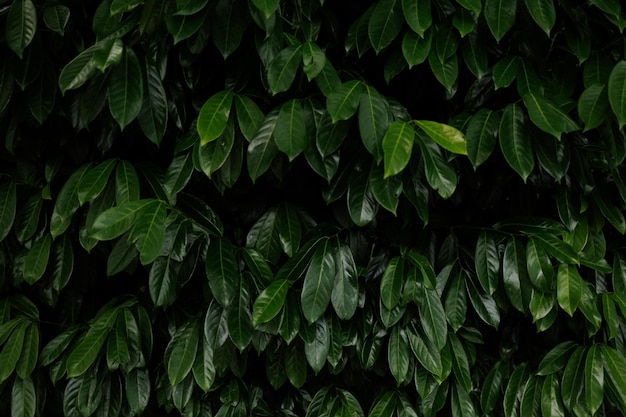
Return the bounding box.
[523,94,579,139]
[126,368,150,415]
[401,0,431,37]
[382,120,414,178]
[66,309,118,378]
[466,109,499,167]
[197,91,234,145]
[227,276,253,351]
[388,326,410,385]
[0,182,16,241]
[415,120,467,155]
[301,239,336,323]
[556,264,582,316]
[167,320,199,386]
[77,159,117,205]
[6,0,37,59]
[267,45,303,95]
[108,48,143,130]
[205,238,238,307]
[11,376,36,417]
[608,61,626,128]
[368,0,403,53]
[247,110,280,182]
[499,103,534,182]
[139,60,168,145]
[274,99,307,161]
[252,279,289,326]
[493,55,519,89]
[578,84,609,131]
[485,0,517,42]
[331,242,359,320]
[235,95,264,142]
[327,80,364,122]
[128,199,166,265]
[90,199,155,241]
[418,137,458,199]
[359,84,391,162]
[524,0,556,36]
[402,30,432,68]
[43,5,70,36]
[23,234,52,284]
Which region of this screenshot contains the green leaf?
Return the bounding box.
[110,0,143,14]
[301,239,335,323]
[381,257,404,310]
[6,0,37,59]
[526,239,554,291]
[504,363,529,417]
[524,0,556,36]
[481,361,507,414]
[499,103,534,182]
[465,109,499,167]
[368,0,403,54]
[369,163,402,214]
[165,7,208,44]
[15,193,41,244]
[503,238,530,313]
[0,322,26,383]
[402,30,432,68]
[359,84,391,162]
[302,42,326,81]
[0,182,16,241]
[139,60,168,145]
[197,91,234,145]
[420,288,447,350]
[418,137,458,199]
[192,336,215,392]
[415,120,467,155]
[212,0,246,59]
[585,345,604,415]
[23,234,52,285]
[304,318,330,374]
[277,203,301,257]
[11,376,36,417]
[347,167,377,226]
[227,276,253,351]
[369,390,397,417]
[267,45,303,95]
[106,314,131,370]
[561,346,585,411]
[327,80,364,122]
[126,368,150,415]
[235,95,265,142]
[541,373,565,417]
[465,276,500,328]
[205,238,238,307]
[608,61,626,128]
[90,199,155,241]
[462,32,488,79]
[533,234,579,265]
[316,112,350,157]
[274,99,307,161]
[523,94,579,139]
[601,345,626,411]
[77,159,117,205]
[401,0,431,37]
[93,38,124,71]
[252,279,289,326]
[43,5,70,36]
[388,326,410,385]
[331,242,359,320]
[251,0,279,18]
[67,309,118,378]
[115,160,140,205]
[163,152,194,201]
[537,342,578,375]
[578,84,609,131]
[382,120,415,178]
[475,231,500,295]
[128,200,166,265]
[167,319,199,386]
[247,207,282,264]
[39,327,80,366]
[285,346,307,388]
[484,0,517,42]
[315,59,342,96]
[247,110,279,182]
[406,323,443,378]
[58,41,110,94]
[108,48,144,130]
[15,323,38,378]
[444,270,467,332]
[492,55,519,89]
[556,264,582,317]
[428,52,458,93]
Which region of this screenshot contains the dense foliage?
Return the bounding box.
[1,0,626,416]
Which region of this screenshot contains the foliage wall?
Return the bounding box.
[1,0,626,416]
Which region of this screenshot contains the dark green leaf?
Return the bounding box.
[108,48,144,130]
[402,30,432,69]
[524,0,556,36]
[327,80,364,122]
[492,55,519,89]
[139,60,168,145]
[418,137,458,199]
[301,239,335,323]
[247,110,279,182]
[401,0,431,37]
[523,94,579,139]
[235,95,264,142]
[466,109,499,167]
[197,91,234,145]
[267,45,303,95]
[23,234,51,285]
[381,257,404,310]
[205,238,238,307]
[90,199,155,241]
[608,61,626,128]
[499,103,534,182]
[11,376,36,417]
[368,0,403,54]
[43,5,70,36]
[331,242,359,320]
[420,288,447,350]
[383,120,415,178]
[484,0,517,42]
[115,160,140,205]
[359,84,391,162]
[166,319,199,386]
[126,368,150,415]
[227,276,253,351]
[577,84,609,131]
[541,373,565,417]
[252,279,289,326]
[601,345,626,411]
[369,163,402,214]
[0,182,16,241]
[212,0,246,59]
[77,159,117,205]
[274,99,307,161]
[388,326,410,385]
[6,0,37,59]
[304,318,329,374]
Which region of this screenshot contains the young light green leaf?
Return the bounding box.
[0,182,16,241]
[6,0,37,59]
[267,45,303,95]
[108,48,144,130]
[415,120,467,155]
[608,61,626,128]
[368,0,403,54]
[401,0,431,37]
[274,99,307,161]
[484,0,517,42]
[499,103,534,182]
[252,279,289,326]
[327,80,364,122]
[301,239,335,323]
[197,91,234,145]
[382,120,414,178]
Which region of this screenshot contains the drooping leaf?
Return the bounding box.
[301,239,336,323]
[128,199,166,265]
[608,61,626,128]
[331,242,359,320]
[205,238,238,307]
[0,182,16,242]
[77,159,117,205]
[523,94,579,139]
[327,80,364,122]
[484,0,517,42]
[499,103,534,182]
[252,279,289,326]
[556,264,582,317]
[43,5,70,36]
[368,0,403,54]
[235,95,265,142]
[11,376,36,417]
[247,110,280,182]
[382,120,414,178]
[302,42,326,81]
[415,120,467,155]
[524,0,556,36]
[23,234,52,285]
[274,99,307,161]
[359,84,391,162]
[420,288,448,350]
[139,60,168,145]
[401,0,431,37]
[108,48,144,130]
[418,137,458,199]
[90,199,155,241]
[465,109,500,167]
[388,326,410,385]
[267,45,303,95]
[6,0,37,59]
[166,319,199,386]
[227,276,254,351]
[212,0,246,59]
[197,91,234,145]
[577,84,609,131]
[402,30,432,68]
[493,55,519,89]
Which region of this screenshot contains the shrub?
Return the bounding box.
[1,0,626,416]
